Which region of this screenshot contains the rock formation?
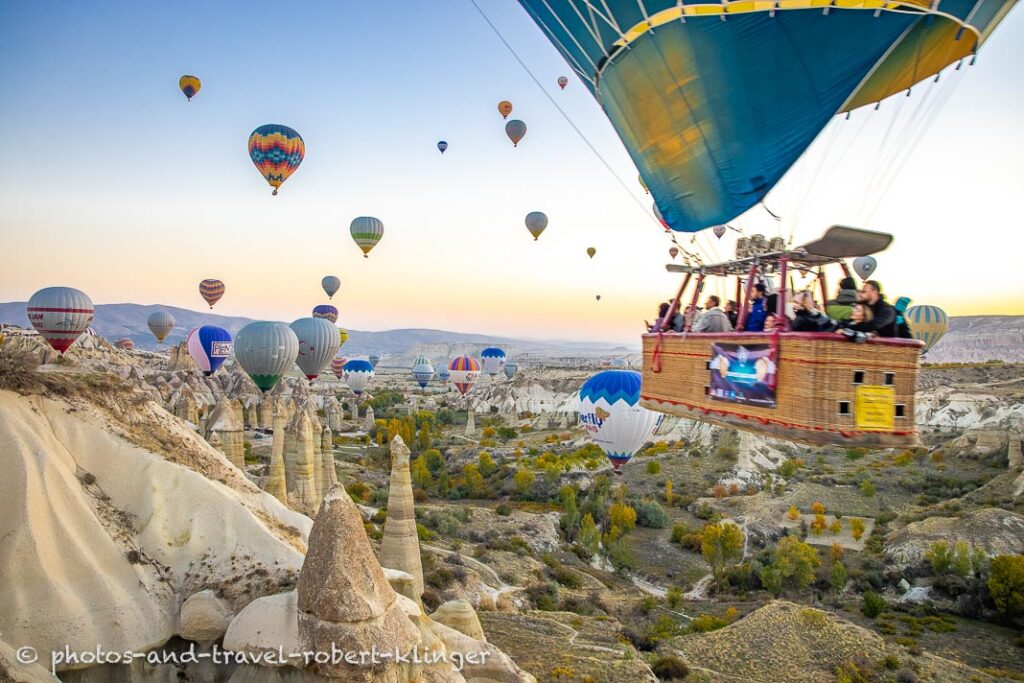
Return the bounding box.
[319,426,337,500]
[286,410,320,516]
[171,383,200,425]
[430,600,485,641]
[265,402,288,505]
[297,487,421,681]
[179,589,232,645]
[363,405,375,432]
[380,436,425,601]
[324,397,344,432]
[205,396,246,469]
[465,409,476,437]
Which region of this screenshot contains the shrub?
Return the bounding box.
[635,500,668,529]
[811,501,826,515]
[861,590,886,619]
[988,555,1024,620]
[526,582,559,611]
[850,518,866,541]
[650,655,690,681]
[779,459,800,477]
[688,613,730,633]
[513,469,535,498]
[667,586,683,608]
[830,520,842,535]
[787,505,801,521]
[609,502,637,534]
[416,523,435,542]
[926,541,953,575]
[860,479,876,497]
[495,503,512,516]
[647,460,661,475]
[711,484,727,498]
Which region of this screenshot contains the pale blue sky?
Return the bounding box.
[1,1,1021,343]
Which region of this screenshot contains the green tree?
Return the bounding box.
[772,536,821,592]
[417,425,432,452]
[664,480,674,507]
[761,566,783,596]
[560,486,580,542]
[513,469,535,498]
[423,449,445,477]
[988,555,1024,620]
[859,478,876,497]
[575,513,600,560]
[829,560,848,597]
[478,451,497,477]
[461,463,484,498]
[646,460,661,475]
[951,540,973,578]
[701,521,744,586]
[861,590,886,619]
[927,540,953,575]
[411,456,432,489]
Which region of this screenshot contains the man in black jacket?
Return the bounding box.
[858,280,897,337]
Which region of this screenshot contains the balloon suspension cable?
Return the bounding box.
[467,0,664,231]
[760,201,782,221]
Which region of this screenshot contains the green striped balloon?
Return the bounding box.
[350,216,384,258]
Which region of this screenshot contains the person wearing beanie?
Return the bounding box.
[825,276,858,321]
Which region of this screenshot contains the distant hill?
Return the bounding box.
[924,315,1024,364]
[0,302,632,358]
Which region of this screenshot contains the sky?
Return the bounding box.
[1,1,1022,345]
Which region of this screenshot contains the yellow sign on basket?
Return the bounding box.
[855,385,895,431]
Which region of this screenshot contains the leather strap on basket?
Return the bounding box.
[652,333,664,373]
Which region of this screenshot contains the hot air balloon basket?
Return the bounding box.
[641,332,922,448]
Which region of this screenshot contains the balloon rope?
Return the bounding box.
[466,0,683,247]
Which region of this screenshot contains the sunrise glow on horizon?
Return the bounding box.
[2,2,1022,345]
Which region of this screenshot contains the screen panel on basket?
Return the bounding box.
[708,343,777,409]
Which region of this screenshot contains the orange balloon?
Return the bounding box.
[498,100,513,119]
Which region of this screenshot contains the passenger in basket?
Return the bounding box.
[648,302,671,332]
[835,302,874,343]
[724,300,739,329]
[692,295,733,332]
[743,283,768,332]
[826,276,859,321]
[858,280,897,337]
[790,291,838,332]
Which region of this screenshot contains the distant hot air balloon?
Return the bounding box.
[498,100,513,119]
[338,328,349,346]
[188,325,232,376]
[147,310,175,343]
[322,275,340,299]
[525,211,548,241]
[234,321,299,393]
[586,247,596,259]
[853,256,877,280]
[290,317,340,382]
[312,305,339,324]
[179,75,201,101]
[343,359,375,396]
[329,355,348,379]
[351,216,384,258]
[438,365,451,384]
[638,174,649,194]
[480,347,506,377]
[611,358,629,368]
[669,247,678,260]
[412,355,435,388]
[505,119,527,147]
[595,295,601,301]
[449,356,480,396]
[713,225,727,239]
[248,124,304,195]
[26,287,94,354]
[518,1,1015,233]
[578,370,662,474]
[437,140,448,154]
[503,360,518,380]
[368,354,381,368]
[905,305,948,354]
[115,338,135,351]
[557,76,568,89]
[199,279,225,309]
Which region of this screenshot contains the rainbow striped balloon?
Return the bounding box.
[199,279,225,309]
[448,355,480,396]
[330,355,348,379]
[248,124,305,195]
[905,305,948,354]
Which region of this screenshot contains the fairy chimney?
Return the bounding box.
[380,436,425,602]
[205,396,246,469]
[264,402,288,505]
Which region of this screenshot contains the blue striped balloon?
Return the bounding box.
[905,305,948,353]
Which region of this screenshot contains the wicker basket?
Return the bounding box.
[641,331,921,448]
